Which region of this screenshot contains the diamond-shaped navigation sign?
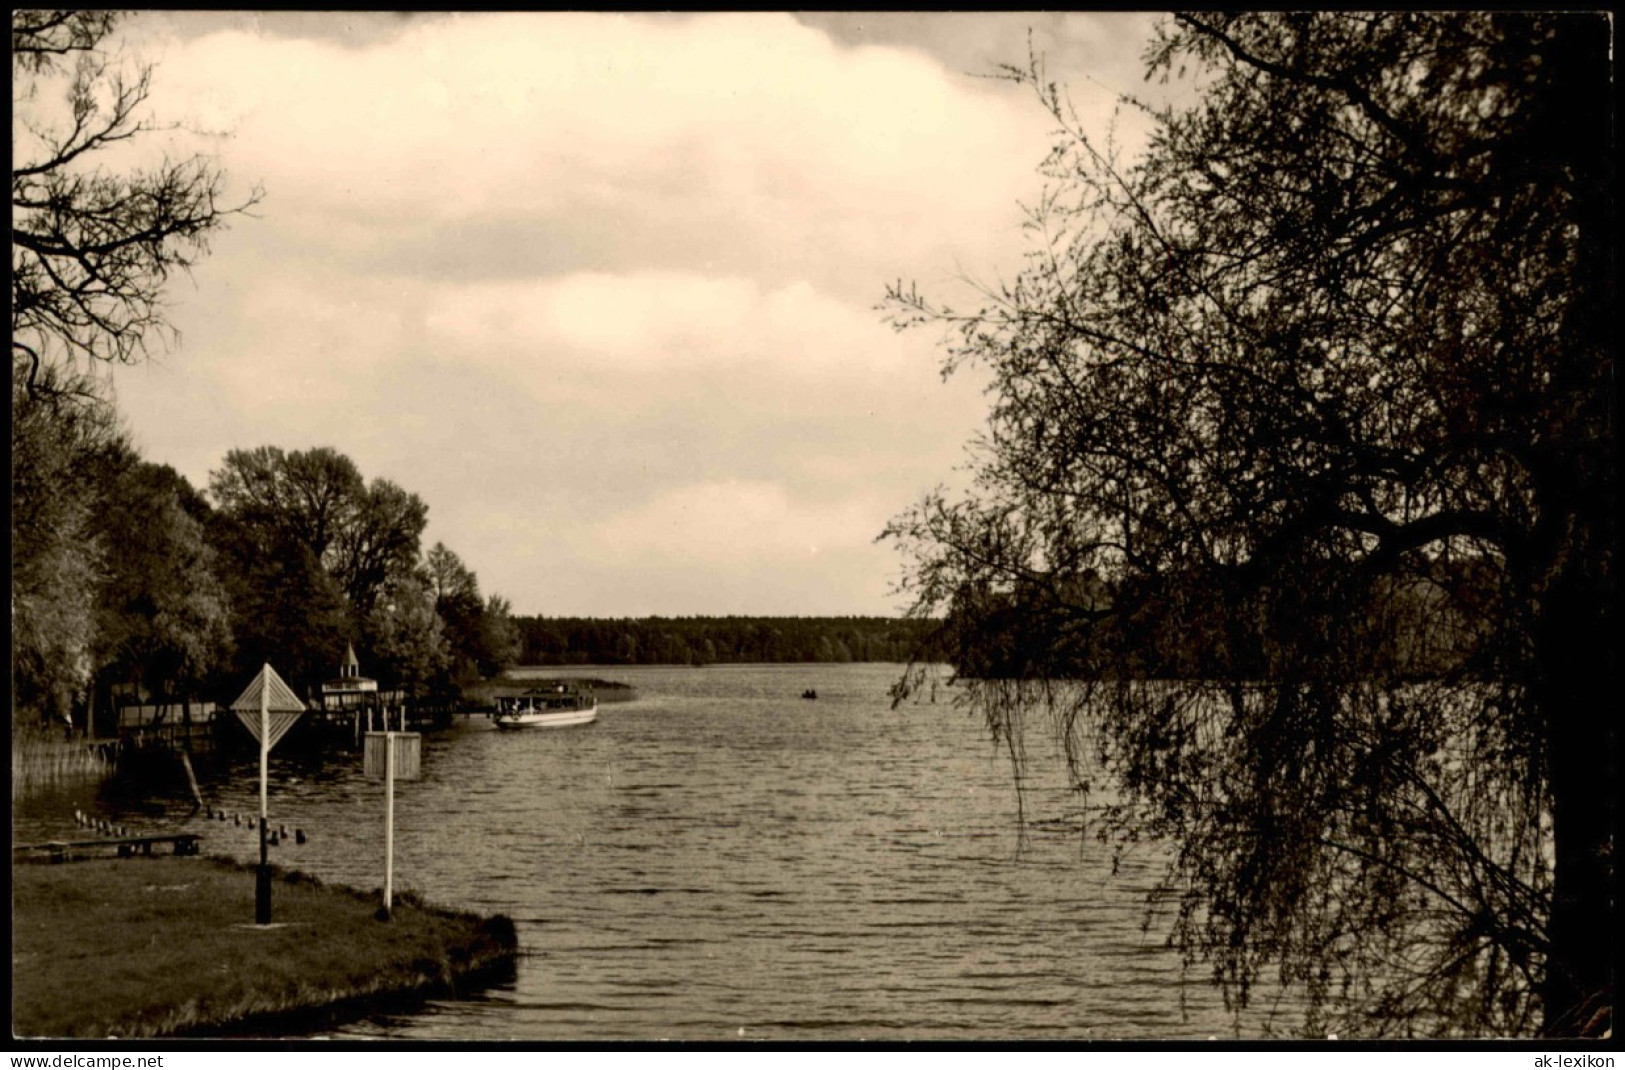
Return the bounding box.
[230,663,305,749]
[230,662,306,925]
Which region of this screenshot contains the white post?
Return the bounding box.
[383,730,395,919]
[256,664,272,925]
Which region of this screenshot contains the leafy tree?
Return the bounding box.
[885,13,1612,1037]
[364,575,449,700]
[12,10,257,732]
[11,10,261,392]
[10,367,122,731]
[208,510,351,698]
[421,541,479,608]
[208,446,429,631]
[476,594,522,677]
[332,478,429,616]
[88,452,231,710]
[208,446,364,562]
[420,541,485,686]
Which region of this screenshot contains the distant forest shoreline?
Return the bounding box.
[511,616,940,666]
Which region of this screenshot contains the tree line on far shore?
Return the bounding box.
[512,616,940,667]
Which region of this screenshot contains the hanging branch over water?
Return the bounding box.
[885,12,1613,1038]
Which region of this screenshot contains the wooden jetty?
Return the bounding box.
[14,833,203,864]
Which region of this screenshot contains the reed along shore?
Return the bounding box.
[11,854,518,1039]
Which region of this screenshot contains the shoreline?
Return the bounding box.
[11,853,518,1039]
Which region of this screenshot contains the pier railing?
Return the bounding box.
[116,702,219,754]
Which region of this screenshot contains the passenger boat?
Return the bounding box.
[493,682,598,730]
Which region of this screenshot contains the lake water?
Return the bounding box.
[17,663,1309,1040]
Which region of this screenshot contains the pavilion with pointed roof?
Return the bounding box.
[320,642,379,711]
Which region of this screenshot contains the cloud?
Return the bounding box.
[417,271,923,386]
[422,272,763,374]
[586,479,879,565]
[142,12,1050,299]
[97,11,1153,616]
[548,480,919,617]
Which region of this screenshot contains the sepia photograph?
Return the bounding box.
[10,9,1615,1050]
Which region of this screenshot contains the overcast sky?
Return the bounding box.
[97,11,1164,618]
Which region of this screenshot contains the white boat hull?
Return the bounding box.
[493,701,598,730]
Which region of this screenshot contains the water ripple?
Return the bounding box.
[20,663,1312,1040]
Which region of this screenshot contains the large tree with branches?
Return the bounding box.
[208,445,432,692]
[12,11,260,729]
[11,9,261,391]
[887,13,1612,1037]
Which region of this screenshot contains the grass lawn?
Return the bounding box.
[12,854,516,1039]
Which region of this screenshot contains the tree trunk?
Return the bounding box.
[1538,571,1616,1035]
[1536,19,1614,1036]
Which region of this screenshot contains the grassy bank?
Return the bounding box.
[12,855,517,1038]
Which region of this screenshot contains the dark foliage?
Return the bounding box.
[886,13,1612,1037]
